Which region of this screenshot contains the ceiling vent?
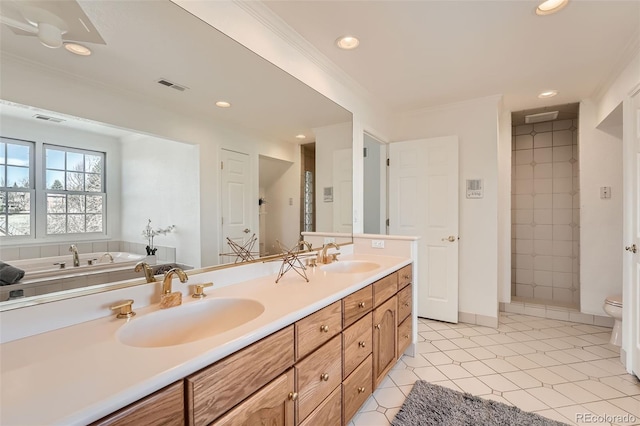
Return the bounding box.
[33,114,65,123]
[525,111,559,124]
[156,78,188,92]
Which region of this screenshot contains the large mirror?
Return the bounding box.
[0,0,353,307]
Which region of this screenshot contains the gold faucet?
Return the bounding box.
[69,244,80,267]
[160,267,188,309]
[317,242,340,264]
[134,261,156,283]
[99,252,114,263]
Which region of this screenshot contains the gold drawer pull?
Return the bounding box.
[320,373,329,381]
[288,392,298,401]
[320,325,329,333]
[358,341,366,348]
[404,303,410,307]
[358,301,366,308]
[374,324,381,330]
[404,334,410,339]
[402,274,410,279]
[358,387,366,393]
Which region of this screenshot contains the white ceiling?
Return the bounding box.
[0,1,351,143]
[264,0,640,113]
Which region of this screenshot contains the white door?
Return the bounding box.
[333,148,353,233]
[221,149,253,263]
[389,136,459,322]
[623,86,640,377]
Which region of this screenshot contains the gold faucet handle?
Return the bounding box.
[192,282,214,299]
[110,299,135,319]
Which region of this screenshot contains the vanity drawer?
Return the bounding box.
[186,325,294,426]
[342,354,373,425]
[397,264,412,291]
[373,272,397,307]
[397,316,412,358]
[343,285,372,328]
[299,386,342,426]
[397,284,412,323]
[296,335,342,423]
[296,301,342,360]
[342,312,372,380]
[91,381,184,426]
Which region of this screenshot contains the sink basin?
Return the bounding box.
[116,298,265,348]
[320,260,380,274]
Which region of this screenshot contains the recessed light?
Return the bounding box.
[295,134,306,140]
[64,42,91,56]
[336,36,360,50]
[536,0,568,15]
[215,101,231,108]
[538,90,558,99]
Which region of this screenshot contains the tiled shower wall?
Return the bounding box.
[511,119,580,307]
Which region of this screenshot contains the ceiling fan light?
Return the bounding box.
[37,22,63,48]
[536,0,569,15]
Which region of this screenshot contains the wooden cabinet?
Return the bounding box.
[397,316,412,359]
[212,369,295,426]
[90,381,185,426]
[186,326,294,425]
[373,296,397,389]
[295,301,342,360]
[342,285,372,328]
[397,264,412,291]
[373,273,397,307]
[342,312,372,379]
[342,355,373,424]
[299,386,341,426]
[397,284,412,324]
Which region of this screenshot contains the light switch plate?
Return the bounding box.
[371,240,385,249]
[324,237,336,244]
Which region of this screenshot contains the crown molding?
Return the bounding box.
[592,29,640,102]
[233,1,388,114]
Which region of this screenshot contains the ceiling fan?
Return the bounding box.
[0,0,104,49]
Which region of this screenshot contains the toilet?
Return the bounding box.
[603,295,623,346]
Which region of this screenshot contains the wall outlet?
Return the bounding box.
[371,240,385,249]
[324,237,336,244]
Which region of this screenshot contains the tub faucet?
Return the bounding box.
[317,242,340,264]
[134,261,156,283]
[160,267,188,309]
[69,245,80,267]
[99,252,114,263]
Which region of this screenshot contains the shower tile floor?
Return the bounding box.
[349,312,640,426]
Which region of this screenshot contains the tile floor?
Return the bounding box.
[349,312,640,426]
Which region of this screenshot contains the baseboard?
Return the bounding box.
[458,311,499,328]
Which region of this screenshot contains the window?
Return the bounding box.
[44,145,105,235]
[0,138,33,237]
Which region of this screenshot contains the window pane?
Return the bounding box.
[68,214,85,233]
[7,214,30,236]
[46,148,65,170]
[0,165,5,187]
[47,214,66,234]
[6,144,29,166]
[85,155,102,173]
[0,142,5,164]
[0,191,5,213]
[8,192,29,214]
[86,214,103,232]
[66,172,84,191]
[0,216,5,236]
[85,173,102,192]
[86,195,102,213]
[47,194,66,213]
[6,166,29,188]
[68,195,85,213]
[67,152,84,172]
[46,170,65,190]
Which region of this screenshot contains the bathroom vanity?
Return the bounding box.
[0,253,414,425]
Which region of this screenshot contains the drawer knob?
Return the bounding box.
[320,373,329,381]
[403,274,410,280]
[404,303,410,307]
[288,392,298,401]
[358,341,366,348]
[358,387,366,393]
[320,325,329,333]
[358,301,366,308]
[374,324,381,330]
[404,334,410,339]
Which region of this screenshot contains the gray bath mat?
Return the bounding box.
[392,381,569,426]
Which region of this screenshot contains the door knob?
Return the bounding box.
[625,244,637,253]
[243,228,250,233]
[441,235,457,242]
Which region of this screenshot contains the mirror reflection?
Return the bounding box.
[0,0,353,305]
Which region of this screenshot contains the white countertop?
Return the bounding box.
[0,254,411,425]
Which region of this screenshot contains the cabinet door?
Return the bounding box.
[372,296,397,389]
[212,369,295,426]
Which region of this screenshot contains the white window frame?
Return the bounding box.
[0,137,35,239]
